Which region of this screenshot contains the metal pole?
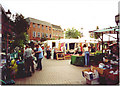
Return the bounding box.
[102,32,103,53]
[117,31,119,57]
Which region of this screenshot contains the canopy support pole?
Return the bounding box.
[117,31,119,57]
[102,32,103,53]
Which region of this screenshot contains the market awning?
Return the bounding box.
[94,28,119,34]
[90,27,119,53]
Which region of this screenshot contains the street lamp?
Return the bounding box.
[6,9,11,19]
[115,14,119,57]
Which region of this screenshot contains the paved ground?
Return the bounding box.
[14,57,89,85]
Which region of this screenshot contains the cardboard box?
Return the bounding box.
[86,78,99,84]
[91,66,97,71]
[91,66,105,75]
[82,68,99,80]
[96,67,105,74]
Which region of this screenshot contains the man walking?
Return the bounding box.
[35,44,43,70]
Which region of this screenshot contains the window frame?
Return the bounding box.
[33,23,35,28]
[49,27,51,30]
[38,24,40,28]
[37,32,40,37]
[46,26,48,30]
[33,31,36,37]
[42,25,44,29]
[46,33,48,38]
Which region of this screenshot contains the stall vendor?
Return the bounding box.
[78,45,83,55]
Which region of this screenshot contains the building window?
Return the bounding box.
[37,32,40,37]
[46,26,47,30]
[33,31,36,37]
[33,23,35,28]
[38,24,40,28]
[49,27,51,30]
[50,34,51,38]
[46,33,48,38]
[42,33,44,37]
[42,25,44,29]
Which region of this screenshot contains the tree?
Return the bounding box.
[65,27,82,39]
[81,28,83,30]
[58,36,61,40]
[12,13,29,48]
[94,26,101,39]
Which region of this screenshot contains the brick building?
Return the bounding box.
[52,24,64,39]
[26,17,64,41]
[1,4,14,54]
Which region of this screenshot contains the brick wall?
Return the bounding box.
[52,28,64,39]
[27,22,64,41]
[27,22,53,41]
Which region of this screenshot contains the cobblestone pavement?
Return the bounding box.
[15,57,89,85]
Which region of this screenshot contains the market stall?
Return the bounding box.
[93,28,119,54]
[56,51,65,60]
[70,51,103,66]
[82,27,119,84]
[70,55,85,66]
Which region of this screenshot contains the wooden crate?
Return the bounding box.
[64,54,71,60]
[56,52,64,60]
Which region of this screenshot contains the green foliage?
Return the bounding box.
[94,32,101,39]
[24,32,29,43]
[65,27,82,39]
[58,36,61,40]
[19,40,24,48]
[51,37,55,40]
[90,34,94,38]
[94,26,101,39]
[13,14,29,34]
[96,26,99,30]
[12,13,29,48]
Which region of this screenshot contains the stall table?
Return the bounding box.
[71,54,94,66]
[64,54,71,60]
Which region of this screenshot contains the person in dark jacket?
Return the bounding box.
[46,46,51,59]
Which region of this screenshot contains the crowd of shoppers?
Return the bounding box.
[23,43,44,76]
[5,42,44,79]
[6,41,95,79]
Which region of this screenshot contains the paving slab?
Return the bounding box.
[14,58,89,85]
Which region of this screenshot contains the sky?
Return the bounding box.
[0,0,119,37]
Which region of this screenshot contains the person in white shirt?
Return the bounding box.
[23,44,34,76]
[83,44,89,66]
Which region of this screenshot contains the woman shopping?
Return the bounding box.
[83,44,89,66]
